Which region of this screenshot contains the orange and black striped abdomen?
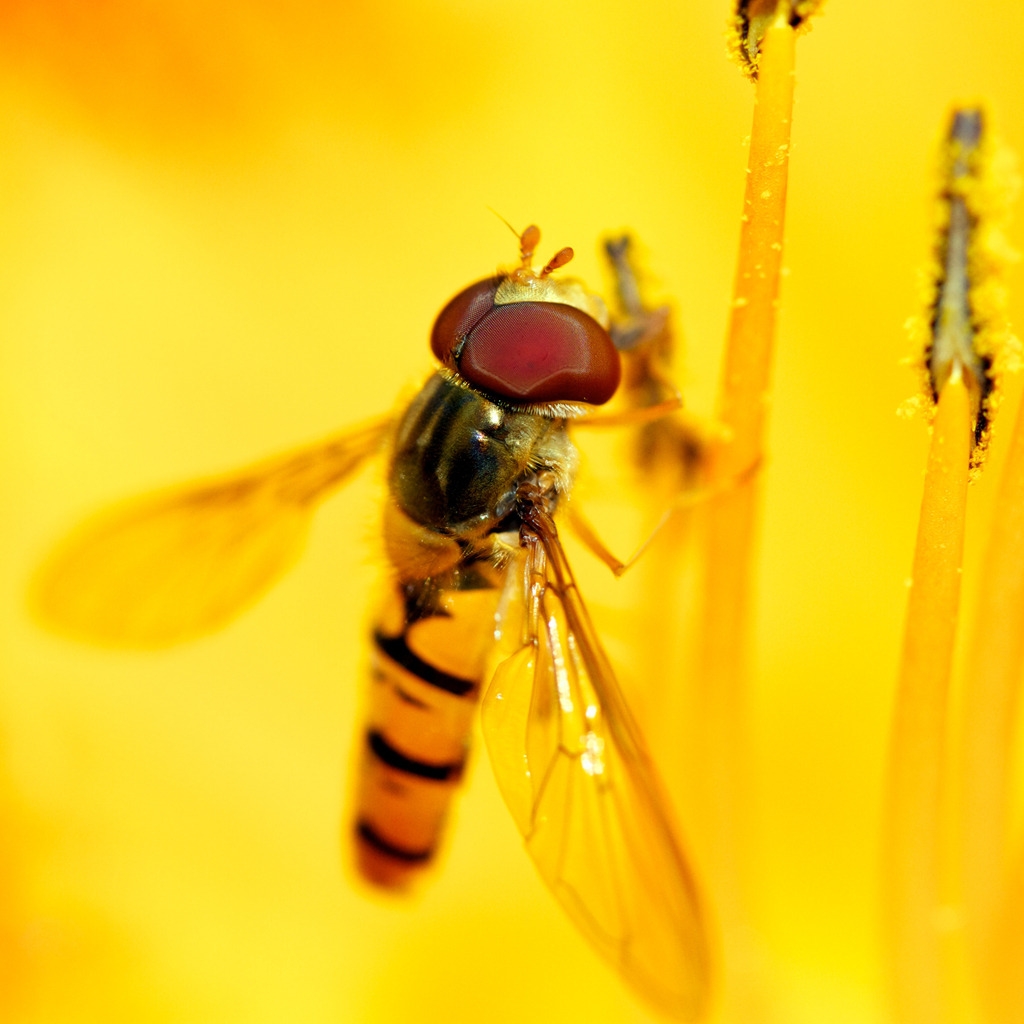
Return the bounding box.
[354,575,504,888]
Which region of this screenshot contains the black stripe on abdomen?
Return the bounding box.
[366,730,464,782]
[356,821,434,863]
[373,630,476,697]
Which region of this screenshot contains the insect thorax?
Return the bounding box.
[384,374,576,578]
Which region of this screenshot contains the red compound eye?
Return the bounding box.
[457,301,620,405]
[430,277,500,365]
[430,277,621,405]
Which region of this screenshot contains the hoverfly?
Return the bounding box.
[34,225,711,1021]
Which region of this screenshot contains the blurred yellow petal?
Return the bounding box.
[1,2,1023,1023]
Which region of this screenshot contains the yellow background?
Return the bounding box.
[1,2,1023,1022]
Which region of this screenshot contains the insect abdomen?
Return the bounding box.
[353,574,503,888]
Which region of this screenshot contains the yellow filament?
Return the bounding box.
[695,8,795,1018]
[883,371,972,1024]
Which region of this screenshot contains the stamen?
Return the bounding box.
[882,106,995,1024]
[729,0,824,79]
[929,110,986,435]
[913,105,1017,471]
[697,6,800,1011]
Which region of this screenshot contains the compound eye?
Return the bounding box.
[457,301,621,406]
[430,277,500,365]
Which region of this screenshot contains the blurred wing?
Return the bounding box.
[33,418,392,648]
[481,504,711,1022]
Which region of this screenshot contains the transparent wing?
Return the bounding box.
[480,501,711,1021]
[32,418,392,648]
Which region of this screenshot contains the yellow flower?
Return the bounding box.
[0,2,1022,1022]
